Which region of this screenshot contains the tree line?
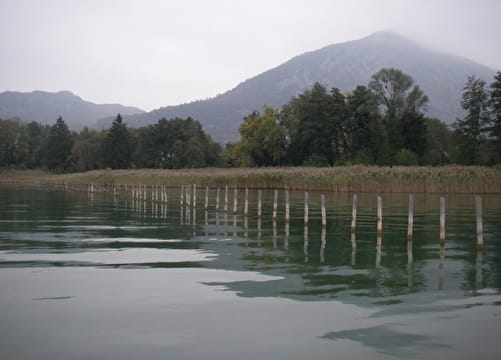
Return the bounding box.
[1,68,500,172]
[223,68,501,166]
[0,115,222,172]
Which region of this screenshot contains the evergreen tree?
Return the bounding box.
[345,86,387,164]
[102,114,135,169]
[489,71,501,160]
[45,116,73,171]
[454,75,490,164]
[0,118,24,167]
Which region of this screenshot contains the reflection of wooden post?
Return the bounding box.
[272,219,277,248]
[215,188,220,211]
[244,188,249,216]
[321,194,326,228]
[192,184,197,208]
[233,188,238,214]
[258,190,262,217]
[180,185,184,206]
[376,244,381,268]
[407,240,414,288]
[476,196,483,248]
[351,194,357,233]
[224,186,228,212]
[377,196,382,234]
[351,232,356,266]
[273,190,278,221]
[204,187,209,210]
[284,222,289,250]
[285,190,290,222]
[440,197,446,242]
[244,216,248,245]
[407,194,414,240]
[476,249,483,289]
[320,228,326,263]
[257,218,262,246]
[304,192,309,226]
[304,225,309,262]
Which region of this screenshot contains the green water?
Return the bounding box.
[1,186,501,359]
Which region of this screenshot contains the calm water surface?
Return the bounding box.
[1,186,501,359]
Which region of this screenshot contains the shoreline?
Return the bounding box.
[1,166,501,194]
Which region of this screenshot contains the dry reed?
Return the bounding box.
[1,166,500,194]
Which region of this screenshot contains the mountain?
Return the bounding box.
[103,31,495,143]
[0,90,144,130]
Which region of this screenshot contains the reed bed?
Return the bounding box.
[2,166,501,194]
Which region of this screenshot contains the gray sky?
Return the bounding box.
[1,0,500,111]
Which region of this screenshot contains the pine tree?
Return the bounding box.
[101,114,135,169]
[489,71,501,159]
[45,116,73,171]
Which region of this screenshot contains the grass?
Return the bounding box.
[1,166,501,194]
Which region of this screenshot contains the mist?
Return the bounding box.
[1,0,499,110]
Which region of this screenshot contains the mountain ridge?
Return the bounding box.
[108,31,494,143]
[0,90,144,130]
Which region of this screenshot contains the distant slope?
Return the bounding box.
[107,31,495,143]
[0,90,144,130]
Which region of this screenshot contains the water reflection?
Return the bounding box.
[1,187,501,360]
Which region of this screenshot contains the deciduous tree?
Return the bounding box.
[454,75,490,164]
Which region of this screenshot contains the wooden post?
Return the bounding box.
[285,190,290,223]
[407,194,414,240]
[215,188,220,211]
[351,194,357,233]
[272,190,278,221]
[476,196,483,248]
[440,197,446,242]
[377,196,383,234]
[244,188,249,216]
[304,192,309,226]
[224,186,228,212]
[258,190,262,217]
[186,185,191,208]
[180,185,184,206]
[233,188,238,214]
[321,194,326,228]
[204,187,209,210]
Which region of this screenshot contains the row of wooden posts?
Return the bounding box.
[88,183,485,248]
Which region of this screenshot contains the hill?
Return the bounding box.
[105,32,494,143]
[0,90,144,130]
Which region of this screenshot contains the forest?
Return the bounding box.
[1,68,500,172]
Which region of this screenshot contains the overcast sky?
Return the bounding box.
[1,0,500,111]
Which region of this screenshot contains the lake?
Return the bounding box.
[1,186,501,359]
